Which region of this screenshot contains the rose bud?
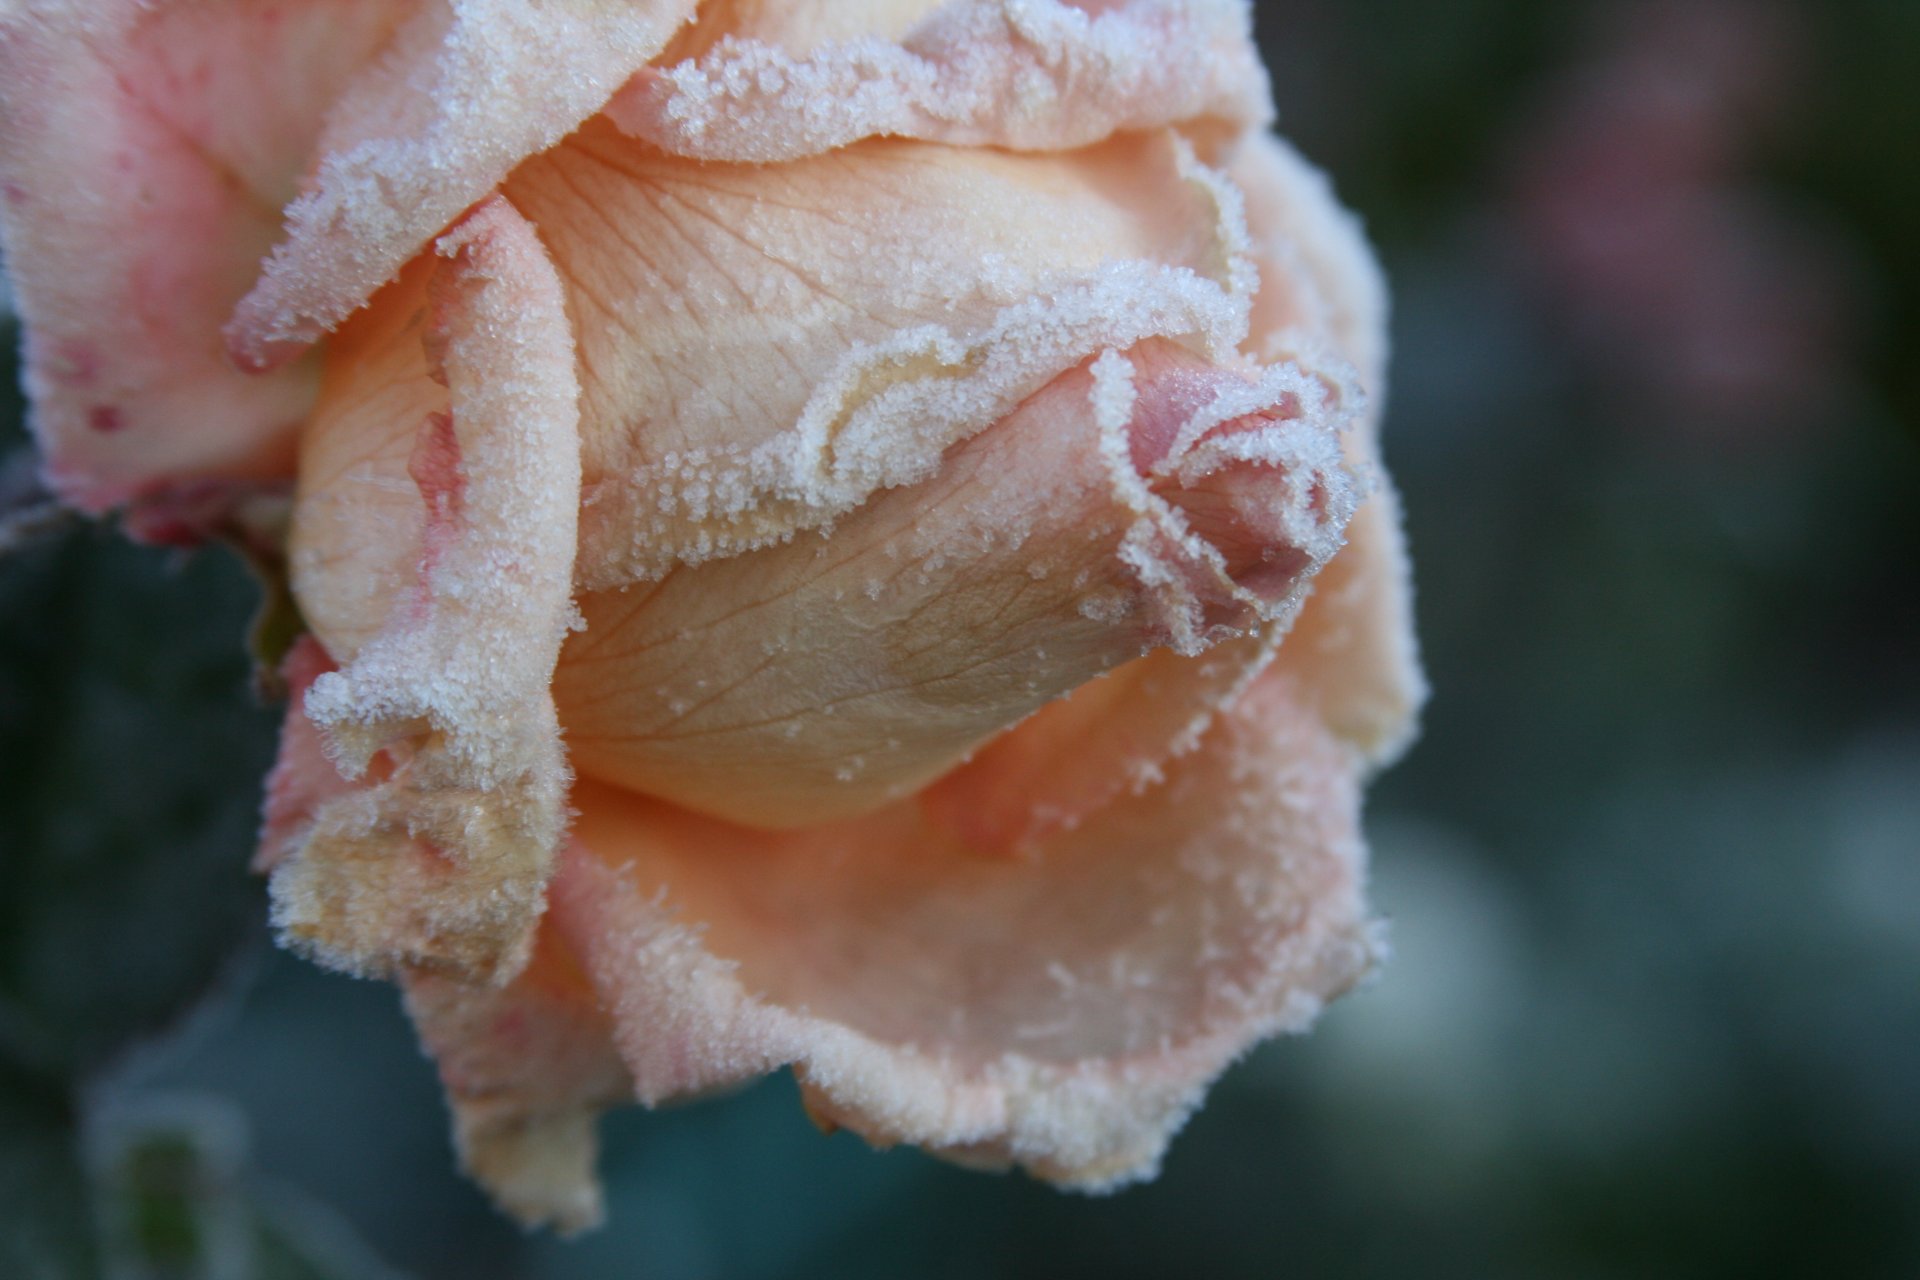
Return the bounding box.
[1,0,1422,1231]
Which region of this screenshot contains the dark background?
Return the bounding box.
[4,1,1916,1276]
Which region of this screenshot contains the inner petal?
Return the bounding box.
[554,338,1354,828]
[499,121,1250,586]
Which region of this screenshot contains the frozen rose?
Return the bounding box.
[0,0,1423,1230]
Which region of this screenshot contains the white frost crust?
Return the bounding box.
[549,676,1378,1193]
[1088,346,1358,657]
[225,0,699,370]
[606,0,1271,162]
[269,197,582,984]
[575,135,1263,589]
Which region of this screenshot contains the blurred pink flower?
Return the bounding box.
[1509,0,1853,439]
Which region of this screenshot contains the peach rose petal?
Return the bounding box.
[919,132,1420,851]
[555,337,1357,829]
[606,0,1271,163]
[256,634,358,874]
[1233,133,1426,765]
[917,631,1277,857]
[268,197,580,984]
[224,0,699,371]
[258,640,628,1232]
[402,927,630,1234]
[494,124,1260,589]
[545,673,1376,1193]
[0,0,404,515]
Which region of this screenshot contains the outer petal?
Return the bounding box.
[917,631,1277,856]
[547,673,1376,1190]
[606,0,1271,163]
[0,0,401,517]
[225,0,699,370]
[261,637,627,1231]
[1233,133,1425,765]
[256,633,359,873]
[401,928,629,1234]
[269,197,580,983]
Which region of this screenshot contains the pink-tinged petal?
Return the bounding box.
[0,1,403,518]
[1232,133,1425,765]
[269,197,580,984]
[550,673,1376,1190]
[555,337,1358,829]
[402,926,629,1234]
[606,0,1270,163]
[225,0,699,371]
[255,633,357,874]
[493,123,1261,589]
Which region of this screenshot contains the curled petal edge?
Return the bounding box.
[225,0,700,371]
[577,132,1268,588]
[607,0,1272,163]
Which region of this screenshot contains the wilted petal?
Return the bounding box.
[225,0,700,370]
[0,0,403,517]
[261,638,625,1231]
[256,634,357,873]
[607,0,1270,163]
[555,337,1357,828]
[270,197,580,983]
[402,927,629,1234]
[549,674,1376,1191]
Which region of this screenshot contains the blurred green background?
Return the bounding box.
[3,1,1916,1276]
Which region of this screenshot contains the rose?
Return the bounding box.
[1,0,1422,1231]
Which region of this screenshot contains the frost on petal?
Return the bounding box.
[1233,133,1425,765]
[918,631,1277,857]
[269,197,581,984]
[255,634,357,874]
[402,926,629,1234]
[0,0,403,518]
[555,338,1358,829]
[498,123,1262,589]
[224,0,699,371]
[550,674,1377,1192]
[606,0,1271,163]
[263,657,623,1232]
